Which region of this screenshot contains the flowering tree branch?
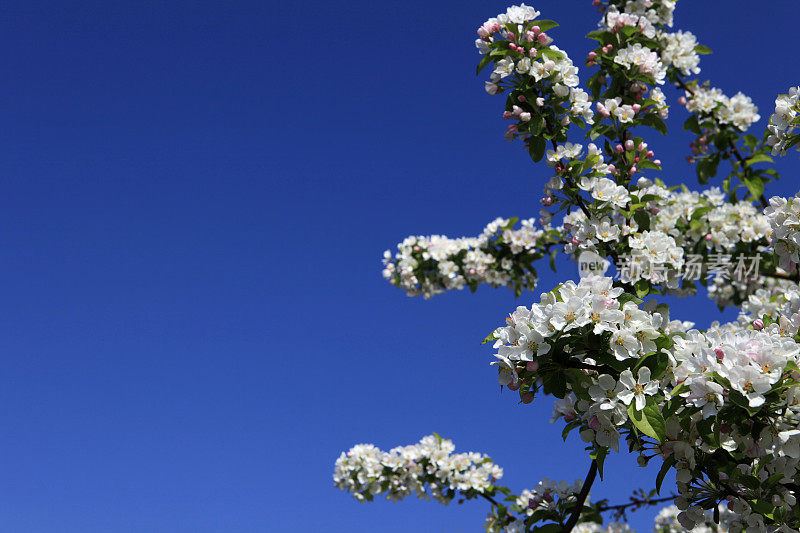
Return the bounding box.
[342,1,800,531]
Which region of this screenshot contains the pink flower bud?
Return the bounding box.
[699,136,707,144]
[686,156,695,164]
[629,166,637,175]
[606,44,613,50]
[715,348,725,361]
[537,33,548,44]
[518,95,527,102]
[503,111,512,119]
[607,164,616,173]
[634,157,639,162]
[650,206,659,215]
[521,392,535,404]
[526,31,535,42]
[588,52,597,60]
[526,361,539,371]
[678,96,687,105]
[601,45,609,54]
[615,144,624,154]
[632,104,641,113]
[531,25,541,35]
[541,196,554,206]
[509,43,518,51]
[625,140,634,150]
[646,150,654,158]
[571,237,580,245]
[592,0,600,5]
[413,245,420,251]
[477,27,489,38]
[753,319,764,330]
[653,159,661,166]
[520,112,531,122]
[529,48,537,58]
[536,97,545,106]
[704,233,712,241]
[638,142,646,151]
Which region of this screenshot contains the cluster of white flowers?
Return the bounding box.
[766,87,800,156]
[738,279,800,337]
[486,267,800,528]
[561,183,770,295]
[659,31,700,76]
[682,86,761,132]
[476,4,597,142]
[382,218,549,298]
[617,0,675,27]
[491,276,674,455]
[613,43,667,85]
[653,504,737,532]
[602,8,657,39]
[515,478,584,516]
[574,522,633,533]
[333,435,503,504]
[764,195,800,272]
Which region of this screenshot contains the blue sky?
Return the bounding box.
[0,0,798,531]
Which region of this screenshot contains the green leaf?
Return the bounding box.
[656,457,676,494]
[476,53,493,76]
[683,115,701,135]
[531,525,562,533]
[633,210,650,231]
[529,136,547,162]
[585,30,607,43]
[542,371,567,398]
[639,114,668,136]
[627,397,666,442]
[481,331,496,345]
[532,20,559,32]
[694,45,713,55]
[634,279,650,298]
[591,447,608,479]
[743,134,758,150]
[582,154,600,174]
[741,175,764,201]
[745,153,774,167]
[562,420,582,441]
[696,154,720,184]
[637,160,661,171]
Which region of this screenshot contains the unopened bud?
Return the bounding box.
[521,392,535,404]
[753,319,764,330]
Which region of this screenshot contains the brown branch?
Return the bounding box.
[562,460,598,533]
[477,491,517,523]
[596,494,676,513]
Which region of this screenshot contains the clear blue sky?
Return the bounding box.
[0,1,797,531]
